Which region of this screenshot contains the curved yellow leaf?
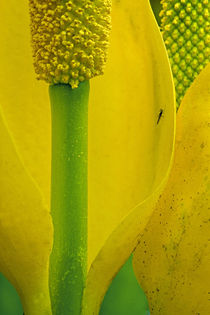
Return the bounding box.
[0,108,53,314]
[133,63,210,314]
[83,1,175,313]
[0,0,51,207]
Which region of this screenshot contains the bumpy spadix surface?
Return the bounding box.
[161,0,209,107]
[29,0,111,88]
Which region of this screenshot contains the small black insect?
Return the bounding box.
[157,108,164,125]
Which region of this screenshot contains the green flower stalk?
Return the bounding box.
[28,0,111,314]
[49,82,89,315]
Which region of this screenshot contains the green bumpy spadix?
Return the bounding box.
[160,0,209,108]
[29,0,111,88]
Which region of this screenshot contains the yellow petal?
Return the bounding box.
[0,0,51,206]
[0,108,53,314]
[83,1,175,313]
[133,63,210,314]
[0,2,53,313]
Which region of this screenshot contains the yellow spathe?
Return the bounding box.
[84,1,175,313]
[0,0,51,208]
[88,0,175,267]
[0,108,53,314]
[0,0,175,314]
[133,63,210,314]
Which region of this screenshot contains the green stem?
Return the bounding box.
[49,81,89,315]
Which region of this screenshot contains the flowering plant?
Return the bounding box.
[0,0,209,314]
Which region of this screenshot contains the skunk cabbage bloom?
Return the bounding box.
[0,0,208,314]
[0,0,175,313]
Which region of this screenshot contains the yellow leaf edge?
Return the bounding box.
[81,3,176,314]
[132,62,210,315]
[0,105,53,315]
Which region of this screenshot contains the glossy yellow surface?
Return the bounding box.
[0,0,175,314]
[0,109,53,314]
[83,1,175,313]
[133,63,210,314]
